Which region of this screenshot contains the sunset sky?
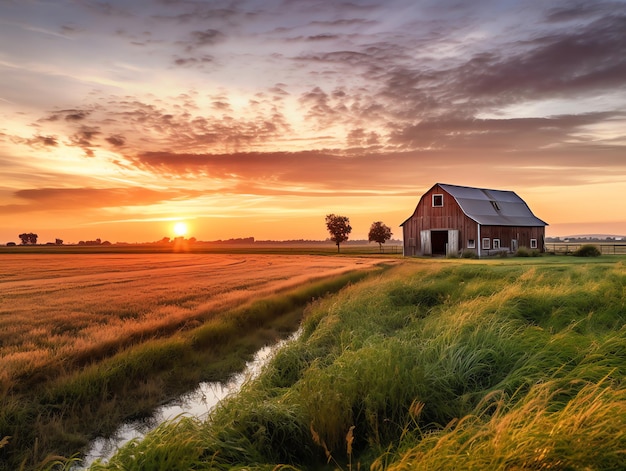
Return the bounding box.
[1,0,625,244]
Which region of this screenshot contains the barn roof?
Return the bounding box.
[438,183,548,227]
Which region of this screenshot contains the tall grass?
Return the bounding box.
[89,259,626,470]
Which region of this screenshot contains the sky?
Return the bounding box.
[1,0,625,244]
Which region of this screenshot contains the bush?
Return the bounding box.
[515,247,541,257]
[573,244,601,257]
[515,247,530,257]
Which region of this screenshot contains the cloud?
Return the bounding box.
[65,110,91,121]
[456,15,626,103]
[130,150,406,189]
[105,134,125,147]
[173,54,214,67]
[177,28,226,53]
[0,187,199,214]
[388,112,626,159]
[13,134,59,148]
[41,109,92,122]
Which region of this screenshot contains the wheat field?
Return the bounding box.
[0,253,386,394]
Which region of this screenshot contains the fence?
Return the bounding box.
[545,243,626,255]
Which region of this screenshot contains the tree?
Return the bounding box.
[18,233,38,245]
[368,221,393,252]
[325,214,352,253]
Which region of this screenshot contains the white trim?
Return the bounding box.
[493,239,500,250]
[467,239,476,249]
[530,238,537,249]
[477,224,481,257]
[482,238,491,250]
[432,194,444,207]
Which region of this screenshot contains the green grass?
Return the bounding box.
[89,258,626,470]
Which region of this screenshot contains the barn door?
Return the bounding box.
[447,230,459,256]
[420,230,431,255]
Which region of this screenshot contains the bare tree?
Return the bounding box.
[368,221,392,252]
[325,214,352,253]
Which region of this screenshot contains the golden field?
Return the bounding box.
[0,253,387,394]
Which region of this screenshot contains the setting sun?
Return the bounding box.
[173,222,188,237]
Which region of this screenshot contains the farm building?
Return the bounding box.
[401,183,548,257]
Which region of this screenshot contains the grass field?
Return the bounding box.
[0,253,395,470]
[86,256,626,470]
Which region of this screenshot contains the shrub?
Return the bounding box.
[515,247,541,257]
[573,244,601,257]
[461,251,477,259]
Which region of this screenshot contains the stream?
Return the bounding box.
[78,332,298,468]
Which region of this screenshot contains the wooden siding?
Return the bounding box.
[402,184,546,257]
[479,225,546,255]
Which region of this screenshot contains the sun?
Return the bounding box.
[173,221,188,237]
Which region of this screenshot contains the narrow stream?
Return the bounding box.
[78,332,298,469]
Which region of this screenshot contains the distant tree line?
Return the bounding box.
[12,233,115,246]
[78,238,111,246]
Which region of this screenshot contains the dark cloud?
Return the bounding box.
[545,2,611,22]
[71,126,100,144]
[347,128,380,148]
[457,15,626,102]
[105,135,125,147]
[306,34,340,41]
[173,55,214,67]
[41,109,92,122]
[13,134,58,148]
[60,24,84,36]
[65,110,91,121]
[68,126,101,157]
[388,112,626,164]
[191,28,224,45]
[178,28,226,52]
[309,18,378,28]
[151,4,238,24]
[76,1,130,18]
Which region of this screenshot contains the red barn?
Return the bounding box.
[401,183,548,257]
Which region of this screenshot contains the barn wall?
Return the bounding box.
[480,225,546,254]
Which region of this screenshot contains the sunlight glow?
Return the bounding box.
[173,222,188,237]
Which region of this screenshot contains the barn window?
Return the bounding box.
[432,194,443,207]
[530,238,537,249]
[467,239,475,249]
[482,238,490,250]
[493,239,500,249]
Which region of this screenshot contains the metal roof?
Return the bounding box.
[438,183,548,227]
